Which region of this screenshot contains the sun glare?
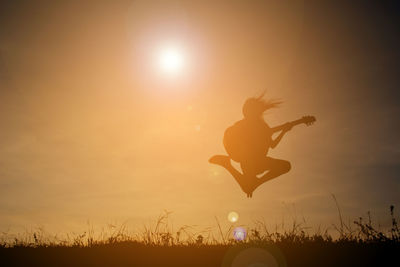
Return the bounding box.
[158,46,185,75]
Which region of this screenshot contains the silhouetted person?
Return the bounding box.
[209,94,315,198]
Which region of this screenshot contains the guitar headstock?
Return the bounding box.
[301,115,316,126]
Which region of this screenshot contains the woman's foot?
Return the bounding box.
[209,155,258,198]
[209,155,231,168]
[242,177,259,198]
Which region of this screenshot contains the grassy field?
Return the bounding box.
[1,206,399,267]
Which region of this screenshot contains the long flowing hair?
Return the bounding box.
[242,92,282,119]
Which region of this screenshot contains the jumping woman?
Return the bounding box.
[209,94,315,198]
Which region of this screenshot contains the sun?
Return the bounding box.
[158,45,185,75]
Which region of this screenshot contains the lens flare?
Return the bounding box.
[228,211,239,223]
[221,244,287,267]
[233,227,246,241]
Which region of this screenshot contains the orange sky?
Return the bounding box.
[1,1,399,234]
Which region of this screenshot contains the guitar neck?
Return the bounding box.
[290,118,306,127]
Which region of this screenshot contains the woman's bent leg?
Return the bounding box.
[209,155,256,197]
[258,157,291,184]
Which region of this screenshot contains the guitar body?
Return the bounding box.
[223,119,272,163]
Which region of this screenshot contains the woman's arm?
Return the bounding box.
[270,123,292,148]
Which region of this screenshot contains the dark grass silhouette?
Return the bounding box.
[1,205,399,267]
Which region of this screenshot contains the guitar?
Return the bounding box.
[223,115,316,162]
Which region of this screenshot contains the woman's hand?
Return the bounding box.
[271,123,291,148]
[282,122,293,132]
